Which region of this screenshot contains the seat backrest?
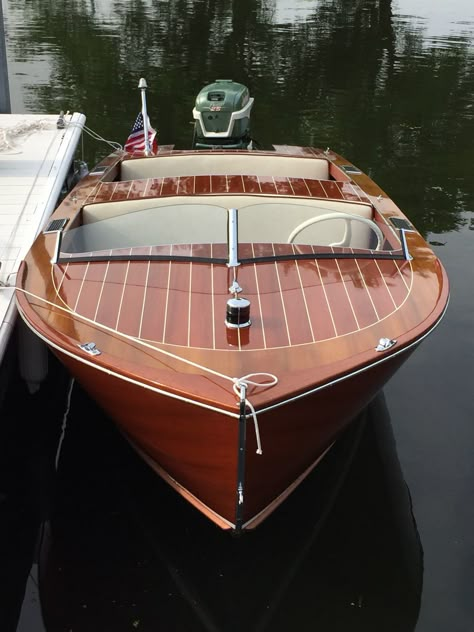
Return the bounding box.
[120,154,330,181]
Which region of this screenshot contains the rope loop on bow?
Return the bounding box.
[232,373,279,455]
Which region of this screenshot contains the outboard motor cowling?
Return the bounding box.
[192,79,254,149]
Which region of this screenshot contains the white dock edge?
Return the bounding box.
[0,111,86,368]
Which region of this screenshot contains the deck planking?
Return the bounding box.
[90,175,372,204]
[53,251,411,352]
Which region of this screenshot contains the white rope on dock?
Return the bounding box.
[0,118,55,153]
[0,115,123,154]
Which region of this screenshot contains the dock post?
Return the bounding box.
[0,3,11,113]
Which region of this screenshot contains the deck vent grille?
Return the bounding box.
[389,217,414,231]
[341,165,362,175]
[89,166,108,175]
[43,218,69,233]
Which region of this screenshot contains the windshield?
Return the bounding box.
[58,201,405,263]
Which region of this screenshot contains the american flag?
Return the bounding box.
[124,112,158,154]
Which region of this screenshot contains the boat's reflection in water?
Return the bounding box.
[37,379,423,632]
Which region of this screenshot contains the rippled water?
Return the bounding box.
[1,1,474,631]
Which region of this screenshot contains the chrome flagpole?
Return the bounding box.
[138,77,151,155]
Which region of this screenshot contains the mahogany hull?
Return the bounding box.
[15,145,449,532]
[52,342,414,530]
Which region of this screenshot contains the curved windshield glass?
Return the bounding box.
[60,203,228,253]
[58,201,404,262]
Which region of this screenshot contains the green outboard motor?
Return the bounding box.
[192,79,254,149]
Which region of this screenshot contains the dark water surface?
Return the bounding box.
[1,1,474,630]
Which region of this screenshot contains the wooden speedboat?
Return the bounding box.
[15,81,449,532]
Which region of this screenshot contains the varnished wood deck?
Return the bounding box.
[51,251,411,352]
[83,175,373,204]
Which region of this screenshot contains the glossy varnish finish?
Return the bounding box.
[87,174,373,203]
[16,147,449,530]
[51,251,411,351]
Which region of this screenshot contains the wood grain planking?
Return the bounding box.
[273,244,313,345]
[57,248,412,351]
[162,260,191,346]
[111,181,133,200]
[92,260,130,330]
[254,258,290,348]
[189,251,215,349]
[194,175,211,195]
[258,176,278,195]
[355,259,399,320]
[304,179,328,198]
[115,258,149,337]
[80,176,376,207]
[129,180,148,198]
[383,260,412,306]
[210,175,228,193]
[74,261,110,321]
[250,243,268,349]
[336,259,379,330]
[234,244,265,349]
[139,260,171,343]
[242,175,261,194]
[294,258,337,341]
[146,178,164,197]
[321,180,345,200]
[88,181,106,203]
[289,177,311,197]
[212,244,234,350]
[274,177,294,195]
[56,262,89,312]
[394,259,413,290]
[177,175,195,195]
[352,185,372,204]
[161,177,179,196]
[227,175,245,193]
[339,181,363,202]
[317,259,359,335]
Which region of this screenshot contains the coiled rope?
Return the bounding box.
[0,116,122,154]
[0,119,53,153]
